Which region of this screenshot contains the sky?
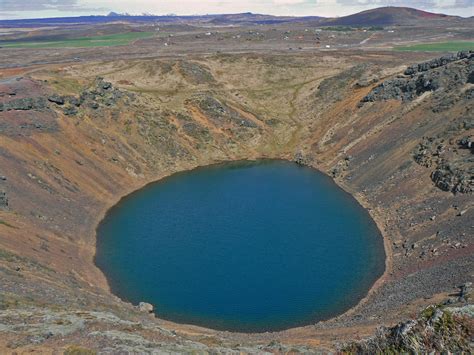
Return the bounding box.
[0,0,472,20]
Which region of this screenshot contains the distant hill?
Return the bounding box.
[320,6,463,26]
[0,12,322,28]
[0,6,470,29]
[205,12,322,25]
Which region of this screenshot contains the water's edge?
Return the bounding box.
[92,158,389,334]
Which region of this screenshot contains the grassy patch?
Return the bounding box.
[0,32,155,49]
[0,220,17,229]
[0,248,22,262]
[320,26,383,31]
[0,294,20,310]
[395,41,474,52]
[64,345,97,355]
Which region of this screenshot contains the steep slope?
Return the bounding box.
[0,51,472,352]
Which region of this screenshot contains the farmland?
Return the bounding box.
[0,31,155,48]
[395,41,474,52]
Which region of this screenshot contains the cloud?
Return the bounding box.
[440,0,473,8]
[272,0,309,5]
[0,0,106,12]
[335,0,437,8]
[335,0,472,9]
[0,0,470,19]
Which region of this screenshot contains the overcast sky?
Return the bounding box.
[0,0,472,20]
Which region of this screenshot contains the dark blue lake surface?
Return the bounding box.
[95,160,385,332]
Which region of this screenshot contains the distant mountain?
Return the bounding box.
[205,12,322,25]
[107,12,129,17]
[0,12,322,28]
[320,7,462,26]
[0,6,469,29]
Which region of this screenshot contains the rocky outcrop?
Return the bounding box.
[431,163,473,194]
[0,191,8,210]
[361,51,473,103]
[404,51,472,75]
[47,94,65,105]
[459,136,474,152]
[182,122,212,142]
[317,64,369,103]
[46,77,134,116]
[138,302,154,314]
[413,135,473,194]
[0,97,48,112]
[341,302,473,353]
[178,61,215,85]
[197,95,257,128]
[294,151,310,166]
[459,282,472,302]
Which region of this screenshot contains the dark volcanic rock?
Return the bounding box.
[47,94,65,105]
[413,135,473,194]
[73,77,132,112]
[63,106,78,116]
[341,303,473,353]
[431,164,473,194]
[66,96,82,107]
[0,191,8,210]
[179,61,215,85]
[361,51,473,103]
[458,282,472,302]
[294,151,310,166]
[0,97,48,112]
[459,136,474,152]
[182,122,211,141]
[403,52,467,75]
[101,81,112,90]
[317,64,369,102]
[198,96,257,128]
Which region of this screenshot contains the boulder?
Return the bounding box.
[138,302,154,314]
[294,151,309,166]
[101,82,112,90]
[0,191,8,210]
[63,106,78,116]
[459,282,472,302]
[47,94,65,105]
[459,137,473,152]
[67,96,82,107]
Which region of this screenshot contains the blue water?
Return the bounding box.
[95,160,385,332]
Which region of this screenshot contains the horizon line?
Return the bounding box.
[0,6,471,22]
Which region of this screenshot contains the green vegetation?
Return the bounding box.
[395,41,474,52]
[64,345,97,355]
[0,32,155,49]
[341,304,473,353]
[319,26,384,31]
[0,219,17,229]
[0,248,23,262]
[0,294,19,310]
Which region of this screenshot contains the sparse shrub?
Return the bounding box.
[64,345,97,355]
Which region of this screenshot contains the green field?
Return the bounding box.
[0,32,155,49]
[395,41,474,52]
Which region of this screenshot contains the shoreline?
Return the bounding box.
[90,156,392,336]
